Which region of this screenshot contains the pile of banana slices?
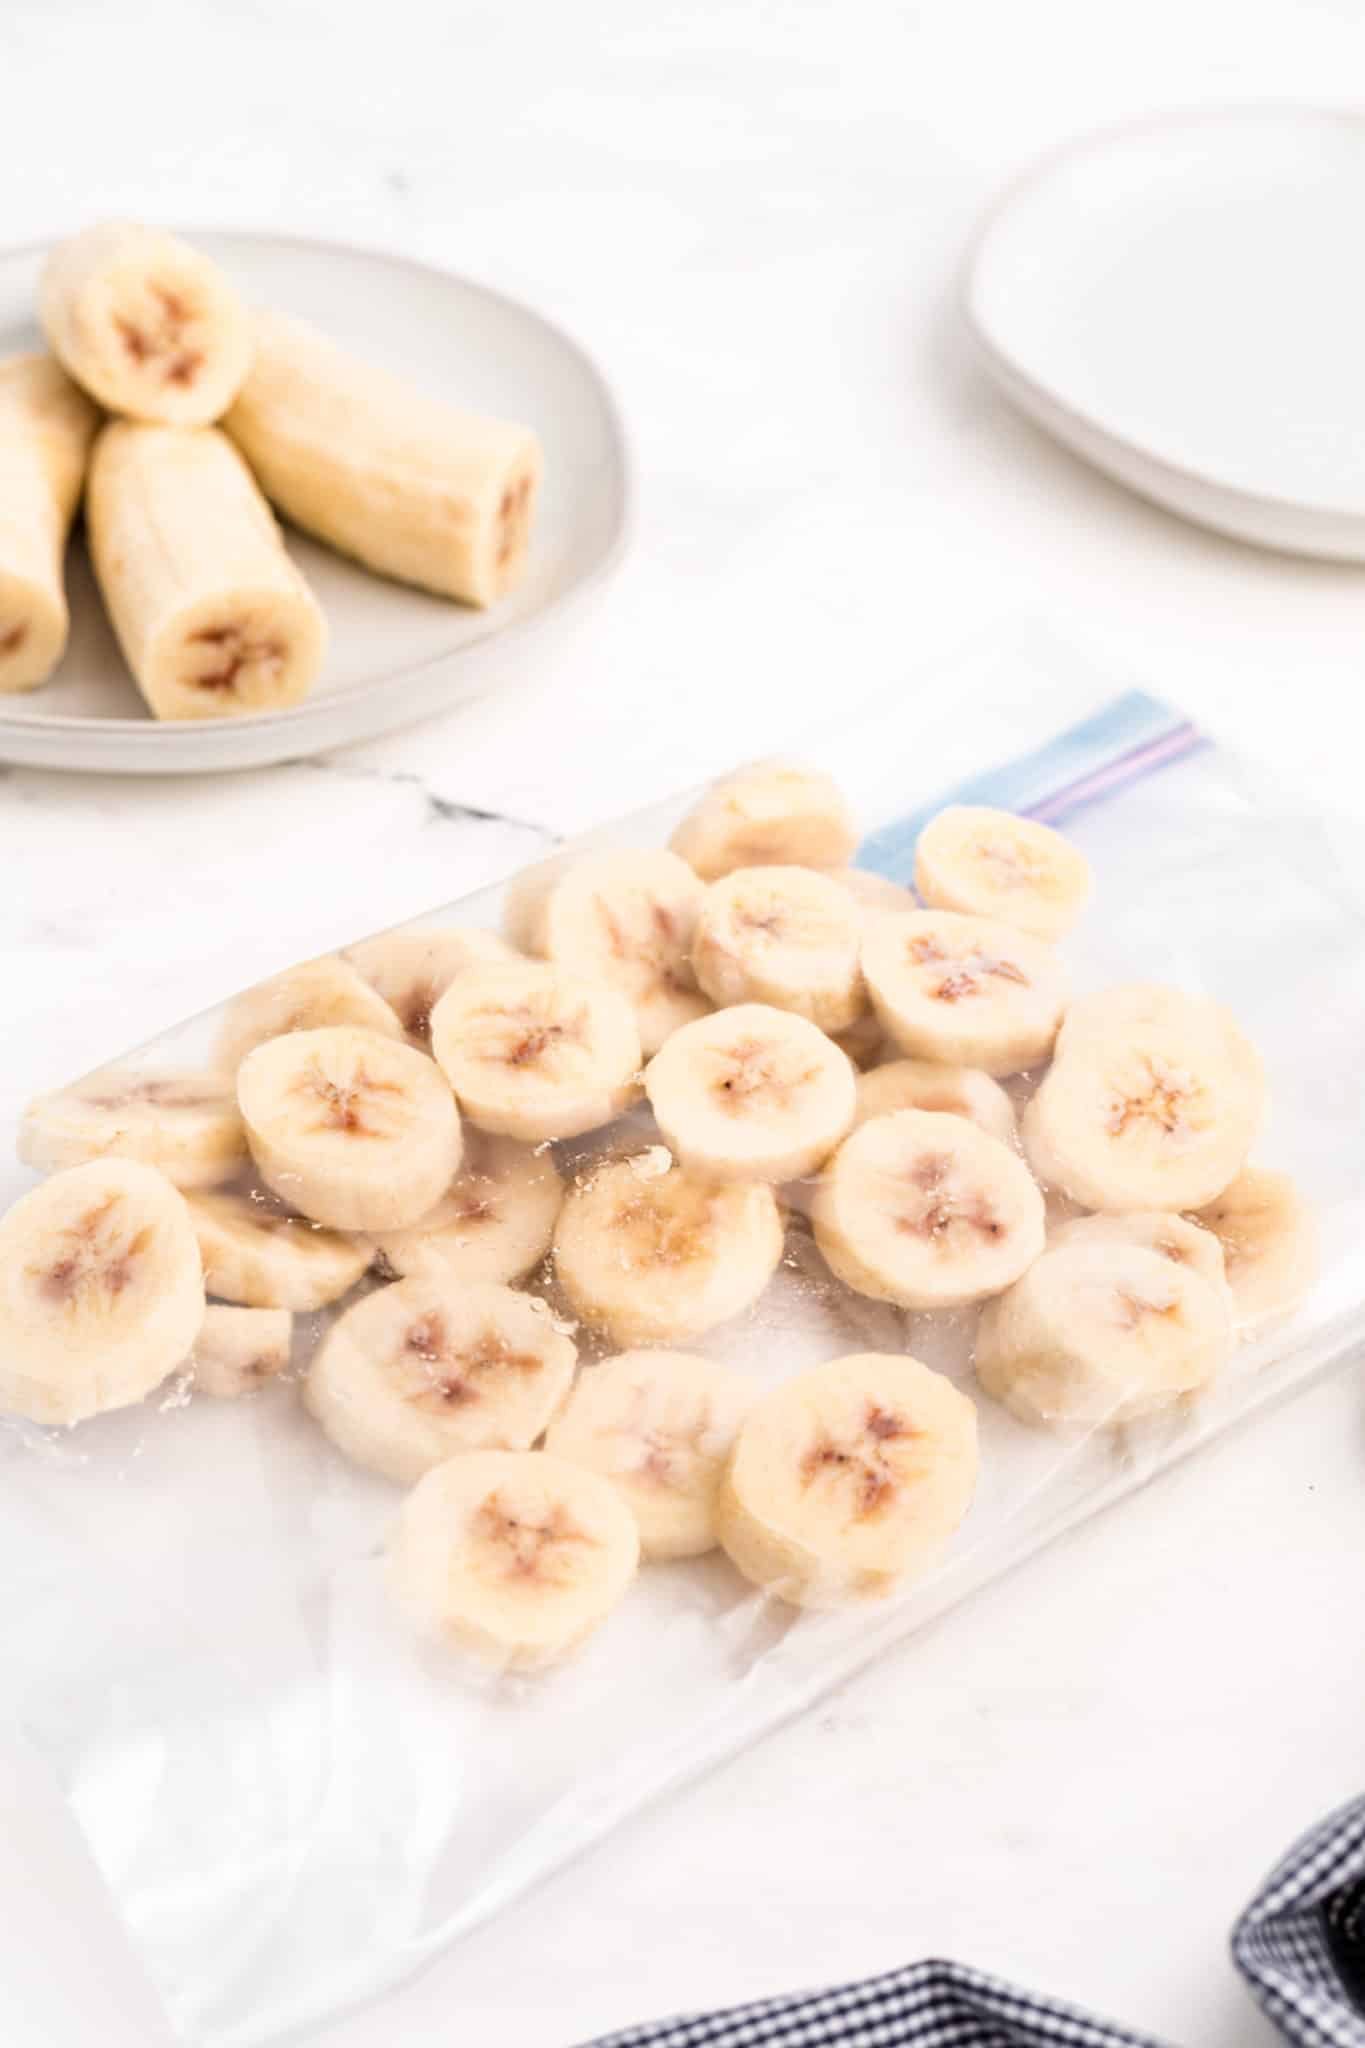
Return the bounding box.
[0,764,1317,1671]
[0,220,541,718]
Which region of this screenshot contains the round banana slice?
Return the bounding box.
[38,222,252,427]
[544,1349,753,1559]
[1049,1210,1227,1297]
[343,926,519,1050]
[191,1304,292,1399]
[500,851,571,953]
[821,868,917,914]
[914,806,1093,941]
[1188,1168,1318,1334]
[370,1130,563,1286]
[812,1109,1045,1310]
[187,1188,371,1310]
[238,1027,463,1232]
[644,1003,856,1183]
[19,1065,247,1190]
[717,1353,979,1607]
[218,955,405,1072]
[974,1241,1233,1428]
[430,960,642,1142]
[853,1058,1016,1145]
[691,865,867,1033]
[552,1152,783,1345]
[536,849,710,1054]
[668,760,858,881]
[862,911,1066,1076]
[389,1449,640,1670]
[306,1276,577,1485]
[0,1159,204,1426]
[1021,999,1262,1212]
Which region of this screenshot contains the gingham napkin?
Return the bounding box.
[588,1794,1365,2048]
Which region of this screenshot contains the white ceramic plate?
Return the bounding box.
[0,231,631,772]
[964,106,1365,559]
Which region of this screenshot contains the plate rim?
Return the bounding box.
[0,225,635,741]
[961,101,1365,530]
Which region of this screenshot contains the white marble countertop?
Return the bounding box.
[4,2,1365,2044]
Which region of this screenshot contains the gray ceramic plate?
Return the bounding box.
[0,230,632,772]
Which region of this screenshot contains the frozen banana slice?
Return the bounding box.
[669,760,858,881]
[218,955,406,1073]
[534,849,710,1055]
[39,222,251,426]
[1049,1210,1227,1297]
[191,1304,292,1398]
[0,1159,203,1425]
[552,1150,783,1345]
[86,421,326,721]
[1188,1168,1317,1334]
[370,1129,563,1285]
[862,910,1066,1077]
[692,865,867,1033]
[225,310,541,608]
[644,1003,855,1183]
[19,1065,246,1190]
[975,1240,1233,1428]
[430,959,642,1142]
[187,1188,370,1310]
[718,1353,979,1607]
[914,806,1093,941]
[343,926,518,1050]
[812,1108,1045,1310]
[853,1057,1016,1145]
[306,1276,577,1486]
[0,353,99,693]
[545,1349,752,1560]
[1022,993,1263,1211]
[237,1026,462,1232]
[389,1450,639,1670]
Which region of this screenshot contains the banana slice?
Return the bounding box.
[644,1003,855,1183]
[717,1353,978,1607]
[217,955,405,1073]
[0,354,99,694]
[669,760,858,881]
[370,1129,563,1285]
[500,851,574,953]
[430,960,641,1142]
[1022,992,1263,1211]
[914,806,1093,941]
[342,926,518,1050]
[531,849,710,1054]
[238,1027,463,1232]
[853,1058,1016,1145]
[691,865,866,1034]
[187,1188,371,1310]
[862,910,1066,1076]
[38,222,251,427]
[975,1240,1233,1428]
[389,1450,639,1670]
[544,1349,752,1559]
[822,868,917,914]
[552,1151,783,1345]
[812,1108,1045,1309]
[86,421,327,721]
[191,1304,292,1399]
[225,310,542,608]
[306,1276,577,1485]
[1049,1210,1227,1297]
[0,1160,203,1425]
[19,1065,246,1190]
[1188,1168,1317,1334]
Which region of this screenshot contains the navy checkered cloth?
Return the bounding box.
[589,1794,1365,2048]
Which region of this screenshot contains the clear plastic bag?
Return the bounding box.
[3,629,1363,2046]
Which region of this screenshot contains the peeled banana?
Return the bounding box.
[0,353,99,693]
